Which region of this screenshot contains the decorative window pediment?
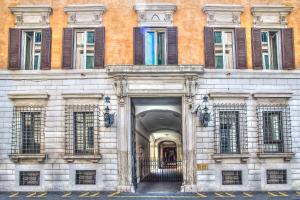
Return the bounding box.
[251,5,293,28]
[134,3,177,27]
[203,4,244,27]
[64,4,106,28]
[9,5,52,28]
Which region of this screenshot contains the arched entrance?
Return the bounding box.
[132,97,183,192]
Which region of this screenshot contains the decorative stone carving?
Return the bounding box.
[9,5,52,28]
[251,5,293,28]
[202,4,244,27]
[185,76,198,108]
[64,4,106,28]
[114,75,128,105]
[134,3,177,27]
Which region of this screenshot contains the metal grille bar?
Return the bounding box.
[20,171,40,186]
[222,170,242,185]
[214,104,247,154]
[139,158,182,182]
[65,105,99,155]
[267,170,287,184]
[75,170,96,185]
[11,106,45,155]
[256,105,292,153]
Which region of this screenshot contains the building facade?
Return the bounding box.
[0,0,299,193]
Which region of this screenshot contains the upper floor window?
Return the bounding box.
[145,29,166,65]
[22,31,42,70]
[214,30,235,69]
[261,30,282,70]
[74,30,95,69]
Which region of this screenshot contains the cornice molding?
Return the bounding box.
[62,93,103,99]
[8,92,49,100]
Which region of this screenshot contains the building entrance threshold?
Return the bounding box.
[136,182,182,193]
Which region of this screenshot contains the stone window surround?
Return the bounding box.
[64,4,106,28]
[134,3,177,27]
[202,4,244,28]
[9,5,52,28]
[8,92,49,163]
[251,5,293,28]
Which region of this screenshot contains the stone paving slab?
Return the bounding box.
[0,191,299,200]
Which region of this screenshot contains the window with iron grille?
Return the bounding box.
[76,170,96,185]
[20,171,40,186]
[65,105,99,155]
[222,171,242,185]
[214,104,247,154]
[11,106,45,155]
[267,170,287,184]
[256,105,292,153]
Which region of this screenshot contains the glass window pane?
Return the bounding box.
[261,32,268,43]
[24,32,34,70]
[264,54,269,69]
[145,32,155,65]
[86,55,94,69]
[34,54,40,70]
[35,32,42,43]
[87,32,95,44]
[215,55,224,69]
[214,31,222,43]
[75,32,85,69]
[157,32,165,65]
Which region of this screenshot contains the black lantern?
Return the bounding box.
[104,96,115,128]
[192,95,211,127]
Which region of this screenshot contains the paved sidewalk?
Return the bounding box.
[0,191,300,200]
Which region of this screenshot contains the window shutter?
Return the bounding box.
[204,27,215,69]
[94,27,105,69]
[8,28,22,70]
[167,27,178,65]
[133,27,145,65]
[41,28,52,70]
[235,28,247,69]
[281,28,295,70]
[251,28,263,70]
[62,28,74,69]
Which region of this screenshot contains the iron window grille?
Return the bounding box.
[222,170,242,185]
[75,170,96,185]
[256,105,292,154]
[20,171,40,186]
[65,105,100,156]
[214,104,247,154]
[267,170,287,184]
[11,106,45,155]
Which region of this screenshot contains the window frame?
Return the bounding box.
[19,171,40,186]
[75,170,96,185]
[261,30,282,70]
[213,29,236,69]
[266,169,287,184]
[144,28,167,66]
[21,30,42,70]
[222,170,242,185]
[73,29,95,69]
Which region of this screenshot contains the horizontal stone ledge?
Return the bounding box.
[252,92,293,99]
[209,91,251,98]
[9,153,47,163]
[212,153,250,163]
[8,92,49,100]
[257,153,295,161]
[62,93,104,99]
[64,154,102,163]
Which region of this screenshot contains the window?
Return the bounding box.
[257,105,292,154]
[74,31,95,69]
[11,106,45,155]
[214,30,235,69]
[76,170,96,185]
[267,170,287,184]
[65,105,99,156]
[20,171,40,186]
[145,29,166,65]
[214,104,247,154]
[22,31,42,70]
[261,31,282,70]
[222,171,242,185]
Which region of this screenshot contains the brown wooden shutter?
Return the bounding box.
[62,28,74,69]
[167,27,178,65]
[281,28,295,70]
[133,27,145,65]
[94,27,105,69]
[204,27,215,68]
[41,28,52,70]
[235,28,247,69]
[251,28,263,70]
[8,28,22,70]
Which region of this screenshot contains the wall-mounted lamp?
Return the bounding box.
[192,95,211,127]
[104,96,115,128]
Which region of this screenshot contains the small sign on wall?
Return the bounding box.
[197,163,208,171]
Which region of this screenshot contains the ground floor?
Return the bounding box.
[0,65,299,192]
